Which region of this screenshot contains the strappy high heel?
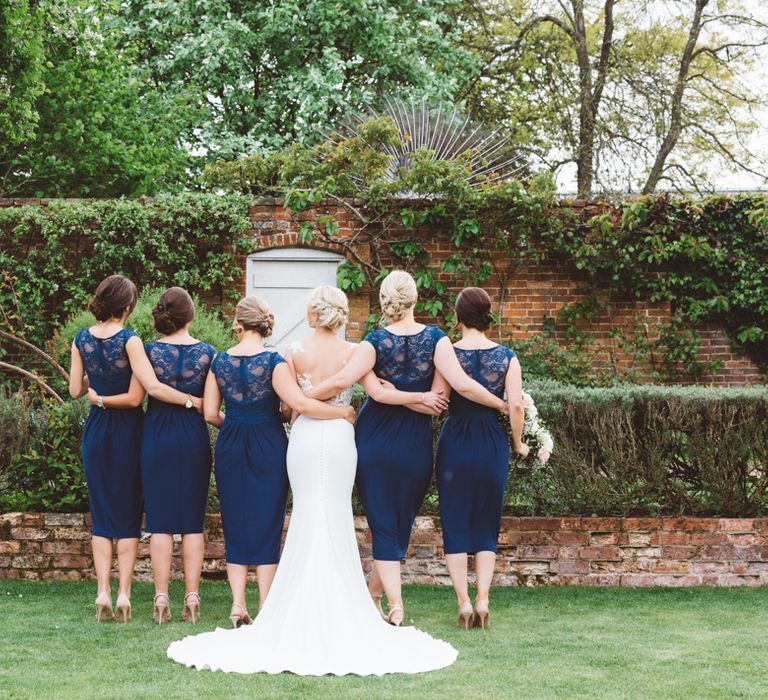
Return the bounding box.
[115,592,132,623]
[457,602,474,630]
[95,591,114,622]
[371,594,387,621]
[182,592,200,624]
[474,604,490,629]
[387,602,404,627]
[153,593,171,625]
[229,603,252,628]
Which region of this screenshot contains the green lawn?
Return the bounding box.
[2,581,767,699]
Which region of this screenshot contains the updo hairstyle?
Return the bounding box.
[88,275,138,321]
[455,287,494,331]
[307,285,349,332]
[152,287,195,335]
[234,296,275,337]
[379,270,417,323]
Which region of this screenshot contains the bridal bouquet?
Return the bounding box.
[510,391,554,470]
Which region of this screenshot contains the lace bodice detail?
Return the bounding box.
[455,345,515,397]
[296,374,353,407]
[211,351,285,405]
[364,326,445,390]
[74,328,138,394]
[145,341,216,397]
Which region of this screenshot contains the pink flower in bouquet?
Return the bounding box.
[537,447,552,463]
[521,392,534,408]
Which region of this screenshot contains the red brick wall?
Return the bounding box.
[3,513,767,587]
[241,197,763,385]
[1,196,763,385]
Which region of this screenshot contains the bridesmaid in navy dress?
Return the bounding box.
[202,296,355,627]
[305,271,508,625]
[140,288,215,625]
[434,287,527,629]
[72,276,208,622]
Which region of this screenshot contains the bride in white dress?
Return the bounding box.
[167,286,458,675]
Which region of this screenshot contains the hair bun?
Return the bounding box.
[152,287,195,335]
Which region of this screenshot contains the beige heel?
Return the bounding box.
[229,603,252,628]
[152,593,171,625]
[474,606,490,629]
[115,593,132,623]
[182,592,200,624]
[387,602,404,627]
[457,604,474,630]
[95,591,114,622]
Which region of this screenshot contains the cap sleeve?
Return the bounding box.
[506,346,516,360]
[123,328,139,341]
[430,326,446,342]
[210,352,221,376]
[74,328,86,350]
[363,328,382,350]
[270,352,286,370]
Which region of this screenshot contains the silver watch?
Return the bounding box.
[97,395,105,410]
[185,395,194,409]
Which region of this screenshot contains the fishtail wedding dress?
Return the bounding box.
[167,346,457,675]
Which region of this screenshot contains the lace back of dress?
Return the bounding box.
[456,345,511,397]
[147,342,215,395]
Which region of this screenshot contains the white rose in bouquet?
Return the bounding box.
[511,391,553,469]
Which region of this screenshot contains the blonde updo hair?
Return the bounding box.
[379,270,417,323]
[234,296,275,337]
[307,285,349,332]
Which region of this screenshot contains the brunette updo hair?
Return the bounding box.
[152,287,195,335]
[379,270,417,323]
[88,275,138,321]
[455,287,493,331]
[234,296,275,337]
[307,285,349,332]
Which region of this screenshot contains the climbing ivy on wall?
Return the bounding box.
[0,193,251,348]
[203,117,768,383]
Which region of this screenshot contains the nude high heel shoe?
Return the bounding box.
[229,603,252,628]
[153,593,171,625]
[387,603,404,627]
[181,592,200,624]
[115,593,132,623]
[473,603,490,629]
[95,591,114,622]
[457,602,474,630]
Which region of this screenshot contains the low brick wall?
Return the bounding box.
[2,513,767,587]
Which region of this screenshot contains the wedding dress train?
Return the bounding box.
[167,388,457,675]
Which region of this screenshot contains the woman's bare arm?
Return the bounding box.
[360,372,447,414]
[272,364,355,423]
[505,357,528,456]
[303,341,377,400]
[125,336,202,410]
[68,343,87,399]
[86,374,146,409]
[203,367,224,427]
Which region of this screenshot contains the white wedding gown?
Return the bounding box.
[167,379,458,675]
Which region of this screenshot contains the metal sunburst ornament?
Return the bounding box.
[327,97,524,190]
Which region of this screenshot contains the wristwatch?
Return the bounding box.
[185,395,194,409]
[97,395,105,410]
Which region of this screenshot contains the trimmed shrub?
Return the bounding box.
[2,380,767,516]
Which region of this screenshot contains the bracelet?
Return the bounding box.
[420,392,426,404]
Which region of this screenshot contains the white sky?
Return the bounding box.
[557,0,768,194]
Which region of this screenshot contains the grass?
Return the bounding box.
[2,581,768,699]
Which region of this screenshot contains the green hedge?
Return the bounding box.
[2,380,767,517]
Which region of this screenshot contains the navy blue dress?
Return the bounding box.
[436,345,514,554]
[355,326,446,561]
[74,328,143,539]
[140,341,215,535]
[212,351,289,566]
